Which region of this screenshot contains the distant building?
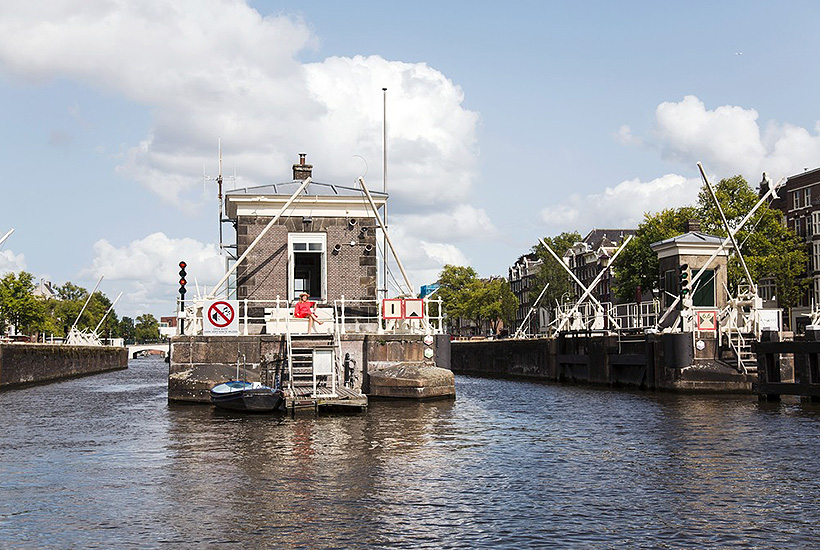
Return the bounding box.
[508,252,543,335]
[32,279,56,300]
[159,316,177,339]
[767,166,820,329]
[563,229,635,305]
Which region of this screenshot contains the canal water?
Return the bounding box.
[2,357,819,549]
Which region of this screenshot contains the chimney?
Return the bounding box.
[293,153,313,181]
[684,219,701,233]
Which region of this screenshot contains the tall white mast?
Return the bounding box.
[0,228,13,248]
[382,87,389,299]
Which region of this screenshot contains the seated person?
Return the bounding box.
[294,292,324,333]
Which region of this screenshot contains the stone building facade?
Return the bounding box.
[224,155,386,305]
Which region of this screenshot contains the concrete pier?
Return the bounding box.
[168,333,454,408]
[451,331,754,393]
[0,343,128,389]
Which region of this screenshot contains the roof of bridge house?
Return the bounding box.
[225,180,388,199]
[650,231,724,249]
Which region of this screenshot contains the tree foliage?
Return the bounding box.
[135,314,160,343]
[436,265,517,334]
[0,271,45,335]
[695,175,808,308]
[613,208,696,302]
[0,274,130,340]
[613,175,807,309]
[437,265,478,329]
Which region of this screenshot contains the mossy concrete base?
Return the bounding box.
[367,362,456,399]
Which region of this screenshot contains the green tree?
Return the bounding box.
[135,314,160,343]
[470,277,517,334]
[437,265,478,331]
[119,316,136,344]
[0,271,46,335]
[532,231,582,308]
[695,175,807,309]
[613,208,696,303]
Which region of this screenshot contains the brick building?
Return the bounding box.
[767,166,820,326]
[563,229,635,305]
[223,154,386,305]
[508,252,544,335]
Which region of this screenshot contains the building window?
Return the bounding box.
[814,243,820,272]
[692,269,716,307]
[794,190,803,209]
[806,188,812,208]
[758,278,776,302]
[813,211,820,237]
[815,277,820,306]
[288,233,326,301]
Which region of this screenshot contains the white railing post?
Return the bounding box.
[243,298,249,336]
[340,295,346,334]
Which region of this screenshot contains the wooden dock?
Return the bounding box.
[283,385,368,412]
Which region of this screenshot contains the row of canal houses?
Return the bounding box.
[507,166,820,338]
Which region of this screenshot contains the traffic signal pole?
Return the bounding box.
[178,261,187,335]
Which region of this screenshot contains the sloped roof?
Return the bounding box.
[650,231,724,249]
[583,228,636,249]
[225,180,388,199]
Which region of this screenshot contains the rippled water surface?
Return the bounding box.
[2,357,820,548]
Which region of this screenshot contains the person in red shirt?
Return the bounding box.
[294,292,324,333]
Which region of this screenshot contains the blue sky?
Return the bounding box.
[2,1,820,318]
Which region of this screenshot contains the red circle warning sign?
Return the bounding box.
[208,301,235,328]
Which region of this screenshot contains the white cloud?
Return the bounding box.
[0,1,484,312]
[0,2,480,210]
[393,205,496,242]
[615,124,642,146]
[84,233,224,318]
[653,95,820,181]
[0,249,27,275]
[539,174,700,235]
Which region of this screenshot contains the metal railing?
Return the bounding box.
[547,300,661,334]
[176,296,444,336]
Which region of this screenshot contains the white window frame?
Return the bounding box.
[814,242,820,272]
[794,190,802,209]
[288,233,327,302]
[813,211,820,237]
[805,188,812,208]
[758,278,776,302]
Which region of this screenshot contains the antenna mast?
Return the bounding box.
[382,87,389,299]
[218,138,224,255]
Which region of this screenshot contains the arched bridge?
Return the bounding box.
[128,343,169,359]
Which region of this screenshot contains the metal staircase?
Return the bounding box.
[724,328,757,375]
[285,331,338,399]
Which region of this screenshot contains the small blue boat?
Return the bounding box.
[209,381,284,412]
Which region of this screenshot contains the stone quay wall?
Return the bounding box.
[0,343,128,389]
[451,332,754,393]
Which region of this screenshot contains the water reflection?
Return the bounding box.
[1,359,819,548]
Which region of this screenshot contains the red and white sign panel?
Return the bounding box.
[204,300,239,335]
[696,310,717,331]
[383,299,403,319]
[404,299,424,319]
